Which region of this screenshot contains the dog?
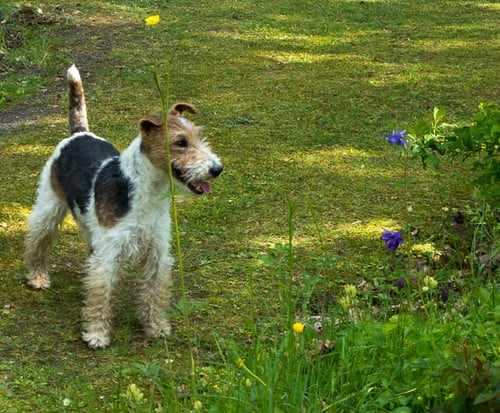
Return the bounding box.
[24,64,222,348]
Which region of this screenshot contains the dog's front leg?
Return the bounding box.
[137,250,174,338]
[81,255,118,348]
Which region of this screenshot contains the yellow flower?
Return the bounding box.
[292,322,305,334]
[144,15,161,26]
[339,296,352,311]
[193,400,203,410]
[344,284,357,298]
[236,357,245,368]
[126,383,144,402]
[423,276,438,289]
[244,378,252,387]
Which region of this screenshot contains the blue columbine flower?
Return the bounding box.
[452,211,465,224]
[383,130,407,148]
[380,228,404,251]
[397,277,406,290]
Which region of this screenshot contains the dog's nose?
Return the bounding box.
[210,164,223,178]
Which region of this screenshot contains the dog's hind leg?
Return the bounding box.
[81,253,119,348]
[25,176,68,289]
[137,248,174,338]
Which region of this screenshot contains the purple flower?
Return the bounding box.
[397,277,406,290]
[380,228,404,252]
[452,211,465,224]
[440,288,449,303]
[382,130,407,148]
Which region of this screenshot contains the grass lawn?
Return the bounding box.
[0,1,498,411]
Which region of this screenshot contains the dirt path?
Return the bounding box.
[0,18,123,137]
[0,78,66,137]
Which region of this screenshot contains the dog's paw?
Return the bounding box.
[144,319,171,338]
[26,270,51,289]
[82,331,110,349]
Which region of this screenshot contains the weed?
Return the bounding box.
[409,103,500,205]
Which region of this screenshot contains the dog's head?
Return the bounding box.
[139,103,222,195]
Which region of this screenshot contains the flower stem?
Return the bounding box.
[242,364,268,389]
[152,63,196,396]
[286,202,296,326]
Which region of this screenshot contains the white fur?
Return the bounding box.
[67,64,81,83]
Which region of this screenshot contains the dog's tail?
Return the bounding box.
[67,64,89,134]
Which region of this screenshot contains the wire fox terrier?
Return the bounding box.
[24,64,222,348]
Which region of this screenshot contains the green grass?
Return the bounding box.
[0,0,498,411]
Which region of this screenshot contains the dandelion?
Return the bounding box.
[236,357,245,368]
[380,228,404,252]
[382,130,407,148]
[193,400,203,410]
[144,15,161,26]
[344,284,357,298]
[292,322,305,334]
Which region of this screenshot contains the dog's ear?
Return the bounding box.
[139,115,163,134]
[168,103,197,117]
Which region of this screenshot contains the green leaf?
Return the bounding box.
[427,152,441,169]
[433,107,446,123]
[474,391,497,405]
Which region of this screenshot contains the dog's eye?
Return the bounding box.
[175,136,189,148]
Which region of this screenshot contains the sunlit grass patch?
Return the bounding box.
[410,242,443,257]
[0,204,31,224]
[3,143,57,157]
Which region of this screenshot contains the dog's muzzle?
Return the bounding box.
[173,164,223,195]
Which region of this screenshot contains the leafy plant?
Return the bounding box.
[409,104,500,205]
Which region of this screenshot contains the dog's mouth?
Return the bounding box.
[188,180,211,195]
[172,168,211,195]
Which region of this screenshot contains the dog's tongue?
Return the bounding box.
[197,181,211,194]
